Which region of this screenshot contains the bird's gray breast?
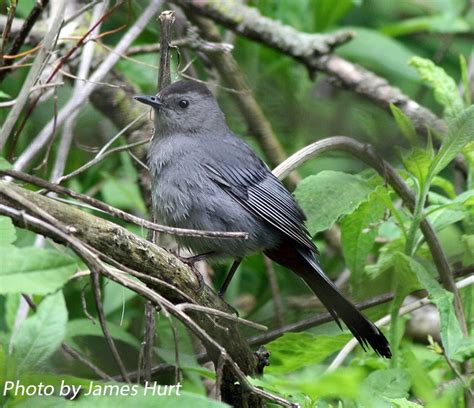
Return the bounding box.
[147,134,279,257]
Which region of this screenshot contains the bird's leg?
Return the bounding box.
[172,251,215,290]
[218,258,242,298]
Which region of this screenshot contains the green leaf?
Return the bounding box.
[294,170,374,235]
[249,367,366,400]
[341,187,387,288]
[12,291,68,374]
[400,347,436,402]
[387,398,424,408]
[361,368,411,407]
[396,254,464,360]
[400,146,434,187]
[101,177,146,213]
[266,332,351,374]
[393,252,423,298]
[390,104,418,145]
[0,216,16,246]
[0,90,10,99]
[409,57,464,119]
[0,247,77,295]
[429,105,474,177]
[460,54,471,106]
[66,319,141,350]
[14,391,229,408]
[382,14,469,37]
[5,294,20,331]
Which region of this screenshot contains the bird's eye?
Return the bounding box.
[178,99,189,109]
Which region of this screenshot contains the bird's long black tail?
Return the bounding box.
[265,242,391,358]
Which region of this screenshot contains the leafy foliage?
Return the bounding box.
[0,0,473,407]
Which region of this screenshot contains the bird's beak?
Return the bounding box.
[133,95,163,109]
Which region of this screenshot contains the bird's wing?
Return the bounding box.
[203,159,317,252]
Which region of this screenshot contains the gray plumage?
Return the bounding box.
[134,80,391,358]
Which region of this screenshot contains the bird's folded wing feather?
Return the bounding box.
[203,161,316,252]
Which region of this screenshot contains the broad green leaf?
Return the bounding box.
[5,294,20,331]
[338,27,418,82]
[0,216,16,246]
[393,252,422,298]
[66,319,141,349]
[397,253,464,360]
[401,347,436,402]
[12,292,68,374]
[361,368,411,407]
[429,105,474,177]
[14,391,229,408]
[400,146,434,187]
[249,367,365,400]
[409,57,464,119]
[390,104,418,145]
[101,177,146,214]
[0,247,77,294]
[382,15,469,37]
[294,171,374,235]
[266,332,351,373]
[388,398,424,408]
[341,187,387,288]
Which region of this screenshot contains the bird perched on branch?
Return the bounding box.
[134,80,391,358]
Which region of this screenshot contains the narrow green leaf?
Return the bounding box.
[409,57,464,119]
[12,292,68,374]
[294,171,374,235]
[390,104,418,145]
[0,247,77,294]
[460,54,472,106]
[429,105,474,177]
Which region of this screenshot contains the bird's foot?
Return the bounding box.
[172,252,214,291]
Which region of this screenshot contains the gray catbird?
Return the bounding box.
[134,80,391,358]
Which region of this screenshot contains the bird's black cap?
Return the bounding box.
[159,80,213,98]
